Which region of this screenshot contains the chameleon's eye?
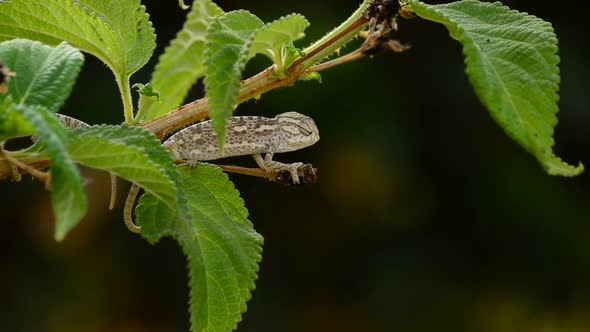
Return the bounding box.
[299,125,312,135]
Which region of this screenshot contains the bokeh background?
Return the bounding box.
[2,0,590,331]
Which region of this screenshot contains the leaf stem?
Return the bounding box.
[116,74,135,124]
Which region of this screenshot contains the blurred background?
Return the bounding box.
[2,0,590,331]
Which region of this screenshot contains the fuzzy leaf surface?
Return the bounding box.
[0,39,83,112]
[67,125,179,208]
[407,0,582,176]
[204,10,264,150]
[0,0,155,77]
[3,104,86,241]
[139,0,224,122]
[136,164,263,332]
[250,14,309,70]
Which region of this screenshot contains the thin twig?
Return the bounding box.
[307,48,367,73]
[0,145,50,183]
[217,164,275,180]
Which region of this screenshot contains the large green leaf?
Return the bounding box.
[0,39,84,112]
[136,164,263,332]
[0,0,155,80]
[3,104,86,241]
[204,10,264,150]
[407,0,583,176]
[67,125,180,208]
[138,0,224,122]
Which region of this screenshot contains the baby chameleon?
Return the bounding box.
[163,111,320,184]
[124,112,320,234]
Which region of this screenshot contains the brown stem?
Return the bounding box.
[307,48,366,72]
[217,164,275,180]
[0,147,50,183]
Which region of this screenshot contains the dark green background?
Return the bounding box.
[2,0,589,331]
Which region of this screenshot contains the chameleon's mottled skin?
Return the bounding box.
[163,112,320,184]
[163,112,320,161]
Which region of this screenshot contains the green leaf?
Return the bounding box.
[407,0,583,176]
[0,0,156,122]
[204,10,264,150]
[138,0,224,122]
[136,164,263,332]
[0,39,84,112]
[133,83,160,102]
[67,124,179,208]
[250,14,310,73]
[4,104,86,241]
[0,0,155,79]
[75,0,156,76]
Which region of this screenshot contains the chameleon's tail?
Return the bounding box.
[123,184,142,233]
[108,175,117,210]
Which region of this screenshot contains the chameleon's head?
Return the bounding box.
[275,112,320,152]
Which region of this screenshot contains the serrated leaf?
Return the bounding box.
[139,0,224,122]
[0,39,84,112]
[250,14,310,72]
[0,0,155,78]
[4,104,86,241]
[407,0,583,176]
[136,164,263,332]
[204,10,264,150]
[67,124,179,208]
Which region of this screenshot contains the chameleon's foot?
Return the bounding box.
[264,161,304,184]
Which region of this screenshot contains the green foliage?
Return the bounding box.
[4,104,86,241]
[67,125,180,209]
[0,0,156,121]
[407,0,583,176]
[136,164,263,332]
[0,40,84,112]
[0,39,87,240]
[0,104,35,141]
[204,10,264,150]
[138,0,224,122]
[204,10,312,150]
[0,0,155,78]
[133,83,160,103]
[250,14,310,74]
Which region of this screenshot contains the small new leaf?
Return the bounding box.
[407,0,583,176]
[250,14,310,74]
[136,164,263,332]
[0,39,84,112]
[133,83,160,103]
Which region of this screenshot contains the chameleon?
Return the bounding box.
[163,111,320,183]
[124,111,320,233]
